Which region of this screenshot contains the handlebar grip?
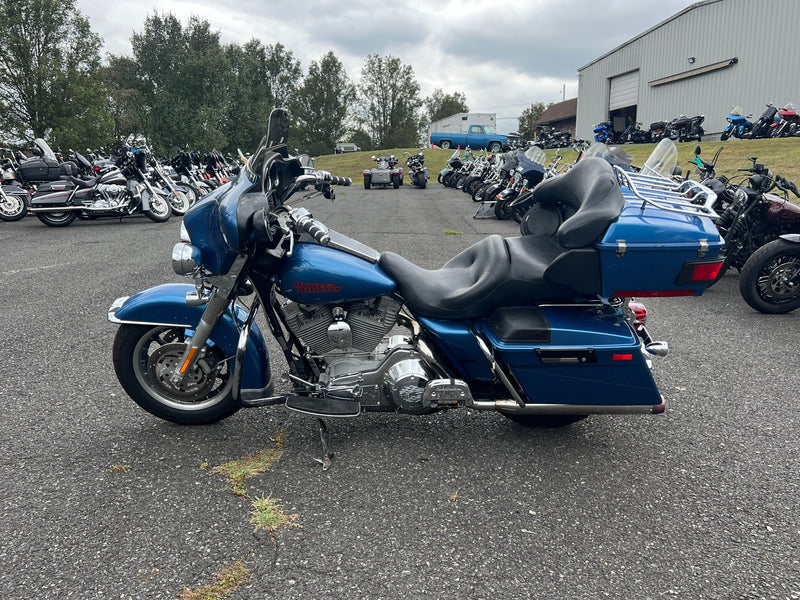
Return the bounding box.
[329,175,351,186]
[293,208,330,245]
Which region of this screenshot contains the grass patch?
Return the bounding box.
[312,138,800,194]
[250,495,301,535]
[211,430,286,497]
[177,560,253,600]
[106,464,132,473]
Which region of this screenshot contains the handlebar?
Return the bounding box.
[290,206,330,245]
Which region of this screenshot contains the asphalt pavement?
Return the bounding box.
[1,183,798,599]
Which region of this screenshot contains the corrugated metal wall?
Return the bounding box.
[576,0,800,140]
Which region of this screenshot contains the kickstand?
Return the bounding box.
[312,418,334,471]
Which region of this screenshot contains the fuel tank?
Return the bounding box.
[279,242,396,303]
[765,195,800,226]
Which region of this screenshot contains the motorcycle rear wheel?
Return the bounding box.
[414,173,427,189]
[112,324,239,424]
[739,239,800,313]
[36,210,77,227]
[502,413,588,427]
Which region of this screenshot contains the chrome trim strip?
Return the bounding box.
[469,399,664,415]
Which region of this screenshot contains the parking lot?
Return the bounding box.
[1,184,798,599]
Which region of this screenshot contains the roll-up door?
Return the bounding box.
[609,71,639,110]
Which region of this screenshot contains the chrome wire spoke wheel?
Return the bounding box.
[132,326,233,412]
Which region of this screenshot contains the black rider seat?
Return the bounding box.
[378,158,624,319]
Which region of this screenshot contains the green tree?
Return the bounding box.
[0,0,113,148]
[131,12,229,154]
[222,39,273,154]
[425,89,469,123]
[290,51,355,156]
[358,54,423,149]
[517,101,552,140]
[264,42,302,110]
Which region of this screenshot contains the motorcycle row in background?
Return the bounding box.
[0,137,242,226]
[362,150,429,190]
[595,101,800,145]
[439,137,800,315]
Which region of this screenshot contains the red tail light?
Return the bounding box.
[612,354,634,361]
[691,261,724,282]
[629,301,647,326]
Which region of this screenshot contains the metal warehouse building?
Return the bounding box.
[575,0,800,140]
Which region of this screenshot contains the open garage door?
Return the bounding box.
[609,70,640,111]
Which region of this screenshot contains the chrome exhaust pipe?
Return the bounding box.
[645,341,669,357]
[30,205,83,213]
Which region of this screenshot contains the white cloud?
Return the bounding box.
[75,0,690,132]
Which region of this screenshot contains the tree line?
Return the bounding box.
[0,0,548,156]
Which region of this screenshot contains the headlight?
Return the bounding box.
[172,242,202,275]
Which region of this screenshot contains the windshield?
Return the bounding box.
[33,138,57,161]
[641,138,678,178]
[580,142,608,160]
[523,146,546,165]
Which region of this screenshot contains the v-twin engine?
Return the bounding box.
[95,184,128,207]
[279,296,439,413]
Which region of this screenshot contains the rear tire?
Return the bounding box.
[364,175,371,189]
[440,140,452,150]
[415,173,427,189]
[502,413,588,427]
[739,239,800,313]
[36,210,77,227]
[392,174,400,189]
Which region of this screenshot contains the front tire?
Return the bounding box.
[739,239,800,313]
[0,193,27,221]
[143,191,172,222]
[720,131,730,141]
[112,324,239,424]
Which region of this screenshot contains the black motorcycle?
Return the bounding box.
[739,234,800,313]
[745,103,779,139]
[713,157,800,282]
[403,150,428,189]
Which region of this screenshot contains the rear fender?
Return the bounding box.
[108,283,270,393]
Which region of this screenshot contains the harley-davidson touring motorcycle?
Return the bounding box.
[108,111,724,467]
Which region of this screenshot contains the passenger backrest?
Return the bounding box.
[527,157,625,249]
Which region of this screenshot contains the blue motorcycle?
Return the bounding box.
[108,110,724,468]
[593,121,614,142]
[720,106,754,140]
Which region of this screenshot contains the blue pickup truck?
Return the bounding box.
[430,125,510,152]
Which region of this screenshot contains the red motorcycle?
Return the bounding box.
[770,102,800,138]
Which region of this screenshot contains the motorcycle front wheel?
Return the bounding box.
[165,188,191,215]
[142,191,172,222]
[739,239,800,313]
[0,193,27,221]
[112,324,239,424]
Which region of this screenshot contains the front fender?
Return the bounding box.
[108,283,270,393]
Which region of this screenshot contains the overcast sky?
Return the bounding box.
[75,0,692,133]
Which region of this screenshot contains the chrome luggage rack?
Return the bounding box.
[614,166,719,219]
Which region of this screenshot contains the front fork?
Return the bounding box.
[170,254,249,386]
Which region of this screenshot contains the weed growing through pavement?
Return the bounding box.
[250,495,301,536]
[106,464,132,472]
[176,559,253,600]
[444,230,463,235]
[211,430,286,497]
